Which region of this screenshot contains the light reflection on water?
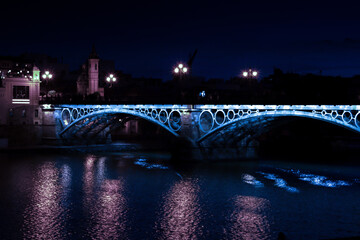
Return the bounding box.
[157,179,202,240]
[22,162,66,239]
[225,196,272,240]
[83,155,96,209]
[1,153,358,240]
[90,179,127,239]
[82,155,128,239]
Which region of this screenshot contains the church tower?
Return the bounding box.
[88,45,99,94]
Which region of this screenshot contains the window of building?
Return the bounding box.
[9,109,13,117]
[13,86,29,99]
[35,109,39,118]
[95,64,97,70]
[22,109,26,117]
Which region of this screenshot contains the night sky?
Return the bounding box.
[2,0,360,80]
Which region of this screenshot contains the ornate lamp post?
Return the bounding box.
[106,74,116,87]
[42,70,53,97]
[105,74,117,101]
[173,63,189,83]
[242,69,258,78]
[174,63,188,75]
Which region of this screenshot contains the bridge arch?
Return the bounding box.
[58,108,181,139]
[198,110,360,143]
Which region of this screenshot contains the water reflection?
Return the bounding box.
[257,172,299,193]
[22,162,66,239]
[83,155,128,239]
[61,164,72,205]
[91,179,128,239]
[242,174,264,188]
[83,155,96,207]
[226,196,271,240]
[279,168,352,188]
[96,157,106,184]
[157,179,202,240]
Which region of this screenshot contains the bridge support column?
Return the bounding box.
[170,109,205,161]
[42,108,62,145]
[180,109,201,141]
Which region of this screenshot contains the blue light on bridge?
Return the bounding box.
[53,104,360,142]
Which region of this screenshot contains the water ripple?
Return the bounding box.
[156,179,202,240]
[134,158,169,169]
[257,172,299,193]
[21,162,68,239]
[242,174,264,188]
[278,168,352,188]
[225,196,272,240]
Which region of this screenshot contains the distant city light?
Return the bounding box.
[199,91,206,97]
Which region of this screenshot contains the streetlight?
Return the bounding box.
[105,74,117,101]
[106,73,117,89]
[242,69,258,78]
[42,70,54,97]
[106,74,116,83]
[173,63,188,75]
[42,71,53,79]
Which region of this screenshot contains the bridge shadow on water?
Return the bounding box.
[104,116,360,167]
[256,117,360,165]
[44,112,360,167]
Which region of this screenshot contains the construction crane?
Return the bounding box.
[187,49,198,71]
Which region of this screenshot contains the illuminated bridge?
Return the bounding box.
[51,104,360,158]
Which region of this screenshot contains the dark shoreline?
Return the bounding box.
[1,142,360,168]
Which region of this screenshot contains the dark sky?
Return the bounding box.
[2,0,360,80]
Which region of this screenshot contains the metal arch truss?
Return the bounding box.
[57,105,188,137]
[197,105,360,141]
[54,104,360,140]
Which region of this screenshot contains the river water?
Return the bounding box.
[0,151,359,240]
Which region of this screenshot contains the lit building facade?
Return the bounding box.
[0,66,42,125]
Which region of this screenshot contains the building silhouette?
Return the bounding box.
[77,45,104,98]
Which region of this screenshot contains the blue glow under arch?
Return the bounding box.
[197,110,360,143]
[59,109,180,138]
